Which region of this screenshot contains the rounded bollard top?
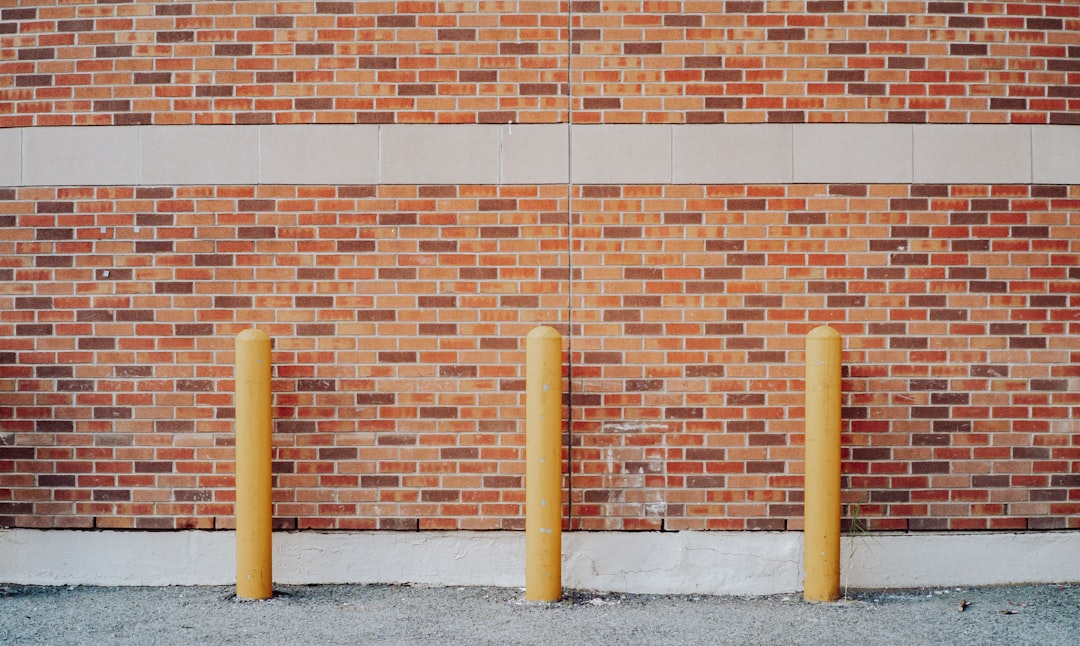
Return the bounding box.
[527,325,561,340]
[806,325,840,340]
[237,328,270,341]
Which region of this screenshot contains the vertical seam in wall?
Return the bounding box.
[566,0,575,528]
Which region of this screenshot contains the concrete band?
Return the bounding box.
[3,529,1079,593]
[2,124,1078,187]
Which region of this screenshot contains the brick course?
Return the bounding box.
[1,2,1078,126]
[1,184,1077,530]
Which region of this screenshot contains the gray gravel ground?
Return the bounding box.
[1,583,1077,645]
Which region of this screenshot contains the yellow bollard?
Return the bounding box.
[235,328,273,600]
[525,326,563,602]
[803,325,842,602]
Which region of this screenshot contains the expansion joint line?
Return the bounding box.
[565,0,576,528]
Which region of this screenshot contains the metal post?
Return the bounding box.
[803,325,842,602]
[525,326,563,602]
[235,328,273,600]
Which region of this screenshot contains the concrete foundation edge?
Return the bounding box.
[2,529,1077,594]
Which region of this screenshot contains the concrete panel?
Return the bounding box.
[141,125,259,185]
[571,124,672,184]
[914,125,1031,184]
[3,529,1079,591]
[0,128,19,186]
[842,531,1080,589]
[564,531,803,596]
[23,126,139,186]
[380,124,499,184]
[1032,125,1080,184]
[673,124,792,184]
[260,125,379,184]
[794,124,912,183]
[501,123,569,184]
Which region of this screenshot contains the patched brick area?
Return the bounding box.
[1,184,1077,531]
[1,1,1078,126]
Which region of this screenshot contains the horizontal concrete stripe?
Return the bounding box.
[2,124,1077,187]
[3,529,1079,592]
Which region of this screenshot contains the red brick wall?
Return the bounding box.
[1,2,1079,533]
[2,1,1077,126]
[2,183,1078,530]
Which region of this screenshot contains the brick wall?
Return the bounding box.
[3,182,1078,531]
[2,1,1077,126]
[1,1,1079,533]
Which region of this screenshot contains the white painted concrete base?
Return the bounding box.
[2,529,1078,593]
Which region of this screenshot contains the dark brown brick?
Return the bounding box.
[157,31,194,43]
